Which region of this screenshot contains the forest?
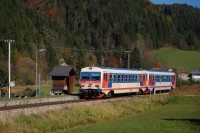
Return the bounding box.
[0,0,200,86]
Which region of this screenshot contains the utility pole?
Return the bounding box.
[36,49,46,97]
[5,39,15,99]
[125,51,132,68]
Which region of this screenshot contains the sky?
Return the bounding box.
[150,0,200,8]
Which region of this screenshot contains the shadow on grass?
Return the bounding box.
[163,119,200,125]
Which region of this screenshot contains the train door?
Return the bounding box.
[149,74,153,86]
[142,74,146,86]
[172,75,176,87]
[102,73,108,88]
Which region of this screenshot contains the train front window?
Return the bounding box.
[92,73,100,81]
[81,73,90,80]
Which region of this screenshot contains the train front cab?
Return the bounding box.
[79,68,105,99]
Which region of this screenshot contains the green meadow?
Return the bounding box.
[152,48,200,72]
[69,96,200,133]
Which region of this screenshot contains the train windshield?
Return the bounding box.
[80,72,101,81]
[92,73,100,80]
[81,73,90,80]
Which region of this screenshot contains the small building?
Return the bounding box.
[178,70,189,81]
[188,69,200,82]
[49,65,76,95]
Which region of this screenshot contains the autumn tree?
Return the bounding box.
[16,57,35,85]
[0,68,8,88]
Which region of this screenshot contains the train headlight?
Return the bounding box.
[80,84,84,88]
[95,84,100,88]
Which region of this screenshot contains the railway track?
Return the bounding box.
[0,99,85,111]
[0,95,135,111]
[0,93,168,119]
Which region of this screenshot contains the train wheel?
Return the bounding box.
[79,95,84,99]
[106,91,114,98]
[138,89,143,95]
[151,88,155,94]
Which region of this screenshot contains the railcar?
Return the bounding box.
[79,66,176,99]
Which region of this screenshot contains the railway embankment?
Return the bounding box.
[0,95,79,107]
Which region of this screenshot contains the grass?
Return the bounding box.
[171,84,200,95]
[0,86,199,133]
[68,96,200,133]
[152,48,200,72]
[69,117,199,133]
[0,96,169,132]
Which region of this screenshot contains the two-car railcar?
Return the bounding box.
[79,67,176,99]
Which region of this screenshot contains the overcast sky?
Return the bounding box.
[150,0,200,8]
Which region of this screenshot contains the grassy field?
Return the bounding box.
[69,96,200,133]
[152,48,200,72]
[0,95,169,132]
[0,86,200,133]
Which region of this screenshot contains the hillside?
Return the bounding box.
[0,0,200,85]
[152,48,200,72]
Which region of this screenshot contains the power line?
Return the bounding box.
[0,40,131,53]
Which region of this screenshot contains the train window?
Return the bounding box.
[157,76,159,82]
[115,74,117,83]
[124,75,127,82]
[110,74,112,82]
[134,75,136,82]
[131,75,133,82]
[118,75,120,82]
[91,72,100,81]
[154,75,156,81]
[81,73,90,80]
[113,74,116,82]
[124,74,127,82]
[125,75,128,82]
[122,74,125,82]
[135,75,137,82]
[129,75,132,82]
[136,75,139,82]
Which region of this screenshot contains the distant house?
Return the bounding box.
[49,65,76,95]
[188,69,200,81]
[178,70,189,81]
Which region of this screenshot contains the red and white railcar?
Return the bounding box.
[79,67,176,98]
